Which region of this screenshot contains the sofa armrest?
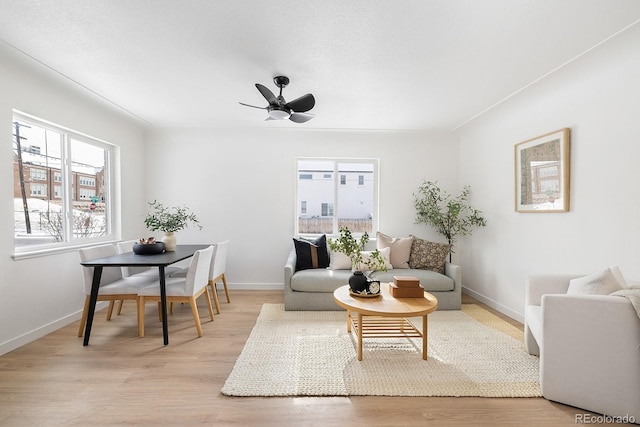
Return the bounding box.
[284,249,297,289]
[525,274,582,307]
[444,262,461,294]
[540,294,640,417]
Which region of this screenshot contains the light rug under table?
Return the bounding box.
[221,303,540,397]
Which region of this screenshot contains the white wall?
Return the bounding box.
[144,127,459,287]
[0,43,148,355]
[456,24,640,320]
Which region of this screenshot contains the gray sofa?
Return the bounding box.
[284,249,462,311]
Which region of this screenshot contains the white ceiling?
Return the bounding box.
[1,1,640,131]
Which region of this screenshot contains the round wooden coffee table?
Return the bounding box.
[333,283,438,360]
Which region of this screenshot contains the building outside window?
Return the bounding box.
[12,111,114,253]
[296,158,378,235]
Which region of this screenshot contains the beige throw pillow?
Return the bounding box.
[376,232,413,269]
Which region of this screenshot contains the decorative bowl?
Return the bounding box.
[132,241,165,255]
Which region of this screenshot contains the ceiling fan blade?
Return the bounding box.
[239,102,267,110]
[285,93,315,112]
[289,112,314,123]
[255,83,278,104]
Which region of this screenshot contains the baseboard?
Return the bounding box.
[462,286,524,323]
[221,283,284,291]
[0,302,108,357]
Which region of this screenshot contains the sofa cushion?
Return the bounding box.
[567,268,625,296]
[293,235,329,271]
[370,269,454,292]
[408,236,451,274]
[290,269,353,293]
[376,232,413,269]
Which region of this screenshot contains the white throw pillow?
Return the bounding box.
[355,247,393,271]
[328,249,352,270]
[567,268,626,295]
[376,232,413,269]
[610,265,628,288]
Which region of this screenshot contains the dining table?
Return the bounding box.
[80,244,211,346]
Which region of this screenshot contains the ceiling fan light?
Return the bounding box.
[268,109,291,120]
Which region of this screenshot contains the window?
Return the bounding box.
[30,168,46,180]
[296,158,378,235]
[79,176,96,186]
[321,203,334,217]
[30,183,46,196]
[12,111,114,253]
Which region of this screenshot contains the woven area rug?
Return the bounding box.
[221,303,540,397]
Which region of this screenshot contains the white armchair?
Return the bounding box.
[525,274,640,421]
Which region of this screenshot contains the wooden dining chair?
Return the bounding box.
[77,244,156,337]
[136,245,215,338]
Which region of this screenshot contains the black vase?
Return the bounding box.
[349,271,369,293]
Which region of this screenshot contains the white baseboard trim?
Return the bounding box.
[218,283,284,291]
[462,286,524,323]
[0,302,108,357]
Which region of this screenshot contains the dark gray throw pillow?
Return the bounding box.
[293,234,329,271]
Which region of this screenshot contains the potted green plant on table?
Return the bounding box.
[143,200,202,251]
[328,227,387,296]
[413,180,487,262]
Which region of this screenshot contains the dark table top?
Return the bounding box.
[80,244,211,267]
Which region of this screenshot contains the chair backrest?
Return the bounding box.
[184,245,214,296]
[116,239,151,277]
[210,240,230,281]
[78,244,123,295]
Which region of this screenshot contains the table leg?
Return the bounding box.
[159,266,169,345]
[357,313,363,361]
[83,266,103,346]
[346,309,351,332]
[422,314,428,360]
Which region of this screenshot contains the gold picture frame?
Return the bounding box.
[515,128,570,212]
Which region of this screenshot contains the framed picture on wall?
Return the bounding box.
[515,128,570,212]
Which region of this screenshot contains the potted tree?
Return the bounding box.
[413,180,487,262]
[143,200,202,251]
[328,227,387,295]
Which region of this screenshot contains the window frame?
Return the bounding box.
[12,110,117,259]
[295,157,379,237]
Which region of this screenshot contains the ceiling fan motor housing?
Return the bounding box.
[268,105,291,119]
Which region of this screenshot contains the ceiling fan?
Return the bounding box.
[239,76,315,123]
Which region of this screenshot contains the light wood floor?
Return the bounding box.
[0,291,610,426]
